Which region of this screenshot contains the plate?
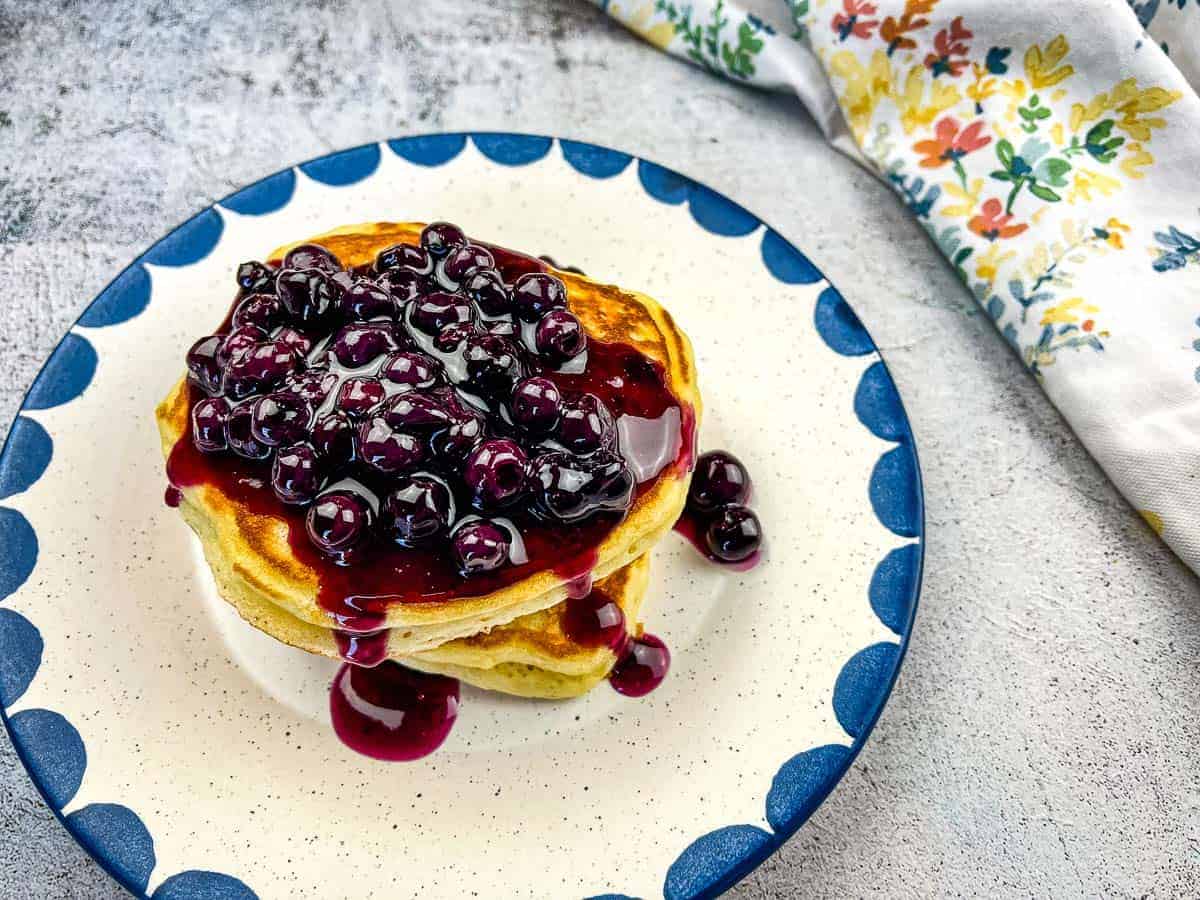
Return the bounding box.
[0,133,923,900]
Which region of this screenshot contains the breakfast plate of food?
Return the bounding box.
[0,133,923,899]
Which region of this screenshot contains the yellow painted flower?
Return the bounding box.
[965,63,999,105]
[897,64,960,134]
[1069,78,1182,138]
[973,243,1015,284]
[829,49,896,143]
[1067,167,1121,203]
[1024,35,1075,89]
[998,77,1029,122]
[608,3,676,50]
[1120,142,1154,179]
[1097,217,1130,249]
[939,177,983,217]
[1040,295,1099,327]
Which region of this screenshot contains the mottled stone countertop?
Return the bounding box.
[1,1,1197,897]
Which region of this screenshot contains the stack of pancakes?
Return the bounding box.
[156,223,698,698]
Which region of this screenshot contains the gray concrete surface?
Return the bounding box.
[1,1,1198,897]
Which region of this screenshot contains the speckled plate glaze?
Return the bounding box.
[0,133,923,900]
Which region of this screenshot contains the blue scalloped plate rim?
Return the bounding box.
[0,132,924,900]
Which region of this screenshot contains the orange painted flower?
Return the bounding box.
[913,116,991,168]
[924,16,972,77]
[832,0,879,41]
[968,199,1029,241]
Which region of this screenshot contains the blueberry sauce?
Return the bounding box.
[562,589,627,650]
[330,661,459,761]
[674,450,763,569]
[333,628,390,668]
[609,633,670,697]
[166,225,694,627]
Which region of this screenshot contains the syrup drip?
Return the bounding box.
[329,661,459,761]
[334,628,390,668]
[609,633,670,697]
[164,485,182,508]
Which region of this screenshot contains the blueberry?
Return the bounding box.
[534,309,587,364]
[512,272,567,323]
[510,376,562,433]
[463,439,528,510]
[556,393,616,455]
[275,268,339,324]
[375,242,432,274]
[451,520,511,576]
[312,411,357,466]
[463,333,525,399]
[442,244,495,282]
[283,369,338,405]
[357,416,425,473]
[531,450,634,523]
[380,351,442,391]
[420,221,466,257]
[223,339,302,400]
[410,291,474,336]
[384,391,455,431]
[186,335,224,394]
[236,260,276,294]
[283,243,341,273]
[275,327,313,357]
[332,322,401,368]
[191,396,230,453]
[251,392,313,446]
[305,490,372,557]
[335,376,387,417]
[429,410,486,464]
[462,269,510,317]
[688,450,751,515]
[703,505,762,562]
[337,280,396,321]
[231,293,286,332]
[225,402,272,459]
[379,267,430,304]
[218,325,265,367]
[434,321,480,352]
[271,442,324,505]
[381,474,453,547]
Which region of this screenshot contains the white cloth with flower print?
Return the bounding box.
[597,0,1200,575]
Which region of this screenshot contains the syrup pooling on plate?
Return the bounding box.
[167,223,693,624]
[330,661,460,761]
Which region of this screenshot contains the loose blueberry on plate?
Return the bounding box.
[703,504,762,563]
[687,450,752,514]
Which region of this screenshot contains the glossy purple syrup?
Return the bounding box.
[330,661,459,761]
[562,590,627,650]
[166,233,695,626]
[609,633,670,697]
[334,629,390,667]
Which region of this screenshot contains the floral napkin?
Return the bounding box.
[596,0,1200,576]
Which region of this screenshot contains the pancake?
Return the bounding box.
[157,222,699,658]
